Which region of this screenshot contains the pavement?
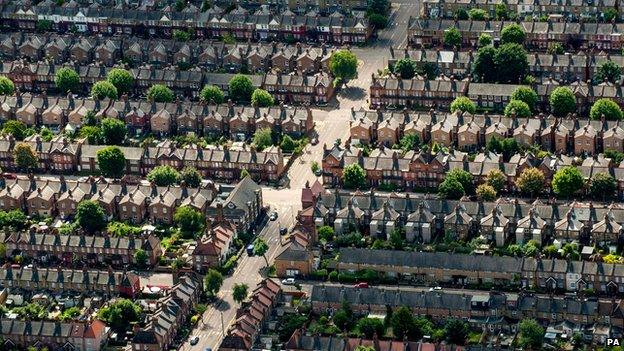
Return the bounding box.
[182,5,416,350]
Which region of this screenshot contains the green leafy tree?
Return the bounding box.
[547,42,564,55]
[486,169,506,192]
[59,306,81,321]
[604,8,619,21]
[91,81,118,100]
[473,45,497,82]
[311,161,320,174]
[97,299,142,331]
[101,117,127,145]
[147,84,174,103]
[444,318,469,345]
[342,163,366,189]
[438,178,465,199]
[40,127,53,142]
[368,0,389,15]
[107,222,142,237]
[450,96,476,114]
[76,200,107,234]
[106,68,134,95]
[518,319,545,349]
[468,8,488,20]
[14,303,47,320]
[511,86,538,112]
[173,29,191,41]
[147,165,181,186]
[552,166,584,198]
[97,146,126,178]
[134,248,148,266]
[368,13,388,29]
[549,87,576,117]
[495,3,508,19]
[13,142,38,171]
[596,60,622,83]
[478,33,492,47]
[174,205,204,237]
[589,172,616,201]
[500,23,525,44]
[251,89,274,107]
[318,225,335,242]
[447,168,474,194]
[443,27,462,48]
[329,50,358,83]
[391,306,416,340]
[504,100,531,118]
[495,43,528,83]
[232,283,249,304]
[180,167,202,187]
[204,268,224,297]
[399,133,420,151]
[80,124,102,143]
[252,128,274,151]
[0,209,28,230]
[516,167,545,197]
[55,67,80,93]
[0,76,15,95]
[253,238,269,266]
[393,58,418,79]
[228,74,254,102]
[455,8,469,20]
[357,317,385,339]
[199,85,224,103]
[3,120,27,140]
[280,135,296,153]
[476,184,497,201]
[590,98,623,120]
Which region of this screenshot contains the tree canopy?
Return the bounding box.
[13,142,38,171]
[204,268,224,297]
[200,85,225,104]
[174,205,204,237]
[589,172,616,201]
[392,58,418,79]
[590,98,623,120]
[55,67,80,93]
[101,117,127,145]
[450,96,476,114]
[76,200,107,234]
[511,86,538,112]
[342,163,367,189]
[549,87,576,116]
[147,84,174,103]
[91,81,118,100]
[97,299,142,331]
[596,60,621,83]
[147,165,181,186]
[97,146,126,179]
[251,89,274,107]
[252,128,274,151]
[504,100,532,118]
[228,74,254,102]
[500,23,525,44]
[518,319,545,349]
[494,43,528,83]
[516,167,545,197]
[0,76,15,96]
[232,283,249,304]
[106,68,134,95]
[329,50,358,83]
[443,27,462,48]
[180,167,202,187]
[552,166,584,198]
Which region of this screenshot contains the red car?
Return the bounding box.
[354,282,369,288]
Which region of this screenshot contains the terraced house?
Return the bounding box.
[0,3,371,44]
[0,319,108,351]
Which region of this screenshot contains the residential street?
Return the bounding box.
[183,5,412,350]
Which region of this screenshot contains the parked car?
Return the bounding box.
[246,244,255,256]
[428,286,442,292]
[190,336,199,345]
[282,278,296,285]
[354,282,369,288]
[314,168,322,176]
[269,211,278,221]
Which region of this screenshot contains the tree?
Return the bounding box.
[504,99,531,118]
[329,50,358,83]
[147,165,181,186]
[392,58,418,79]
[280,135,296,153]
[473,45,497,82]
[468,8,488,20]
[495,43,528,83]
[147,84,174,103]
[438,178,465,199]
[0,76,14,95]
[500,23,525,45]
[59,306,81,321]
[589,172,616,201]
[14,303,47,320]
[97,146,126,178]
[3,120,27,140]
[252,128,274,151]
[596,60,621,83]
[253,238,269,266]
[516,167,545,197]
[180,167,202,187]
[511,86,538,112]
[232,283,249,304]
[495,3,508,19]
[444,318,469,345]
[368,13,388,29]
[228,74,254,102]
[450,96,476,114]
[13,142,38,171]
[251,89,274,107]
[547,42,564,55]
[390,306,415,340]
[342,163,366,189]
[80,125,102,144]
[204,268,224,297]
[478,33,492,47]
[476,184,497,201]
[199,85,224,104]
[76,200,107,234]
[101,117,127,145]
[173,29,191,41]
[91,81,118,100]
[357,317,385,339]
[447,168,474,194]
[549,87,576,117]
[368,0,389,15]
[399,133,420,151]
[311,161,320,174]
[318,225,335,242]
[518,319,545,349]
[443,27,462,48]
[55,67,80,93]
[455,8,469,20]
[134,248,148,266]
[174,206,204,237]
[590,98,623,120]
[552,166,584,198]
[486,169,506,192]
[106,68,134,95]
[97,299,142,331]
